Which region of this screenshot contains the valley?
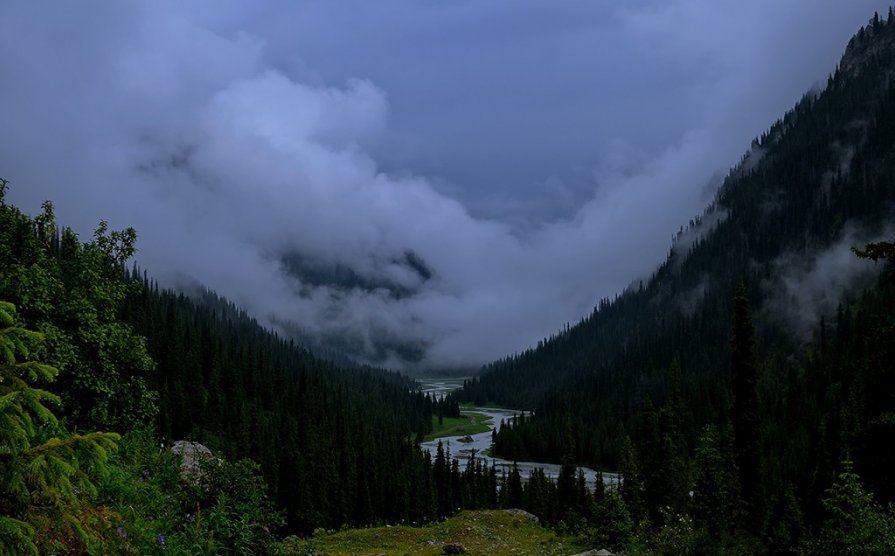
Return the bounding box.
[2,4,895,555]
[418,378,618,489]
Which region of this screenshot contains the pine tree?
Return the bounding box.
[618,435,643,522]
[692,425,741,537]
[507,463,523,508]
[434,441,448,517]
[730,286,761,527]
[804,461,895,554]
[589,490,634,552]
[765,484,805,553]
[556,430,578,516]
[593,471,606,504]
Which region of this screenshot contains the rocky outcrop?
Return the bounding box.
[171,440,214,483]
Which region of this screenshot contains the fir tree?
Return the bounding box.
[730,286,761,527]
[507,463,523,508]
[618,435,643,522]
[692,424,740,537]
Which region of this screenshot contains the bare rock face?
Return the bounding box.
[171,440,213,483]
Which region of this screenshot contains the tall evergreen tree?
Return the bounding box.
[692,424,741,538]
[507,463,523,509]
[618,435,643,523]
[730,286,761,527]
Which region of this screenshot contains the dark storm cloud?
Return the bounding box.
[1,1,890,369]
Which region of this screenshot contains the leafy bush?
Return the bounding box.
[801,461,895,555]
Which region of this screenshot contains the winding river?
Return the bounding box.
[418,378,618,488]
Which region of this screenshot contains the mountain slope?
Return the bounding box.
[463,11,895,470]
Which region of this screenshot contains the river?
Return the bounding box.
[418,378,618,488]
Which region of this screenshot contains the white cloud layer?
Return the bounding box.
[1,1,890,369]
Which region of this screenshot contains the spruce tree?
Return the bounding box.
[618,435,643,522]
[507,463,523,508]
[730,286,761,528]
[692,424,741,537]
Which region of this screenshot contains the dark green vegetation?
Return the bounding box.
[0,194,287,553]
[463,10,895,553]
[122,276,434,534]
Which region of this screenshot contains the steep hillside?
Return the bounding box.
[464,12,895,473]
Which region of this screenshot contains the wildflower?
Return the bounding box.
[157,533,166,547]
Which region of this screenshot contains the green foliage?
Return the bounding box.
[185,456,285,553]
[764,484,804,554]
[101,429,285,555]
[587,490,633,551]
[0,301,120,554]
[802,461,895,555]
[618,435,643,522]
[692,425,741,538]
[0,199,157,432]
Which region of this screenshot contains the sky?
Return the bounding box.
[1,1,891,370]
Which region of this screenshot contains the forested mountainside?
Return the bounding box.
[120,280,432,531]
[461,8,895,547]
[0,183,471,550]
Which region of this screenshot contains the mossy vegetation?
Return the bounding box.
[424,412,491,441]
[277,510,589,555]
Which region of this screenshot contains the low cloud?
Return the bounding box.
[671,204,729,260]
[761,224,892,341]
[2,1,890,369]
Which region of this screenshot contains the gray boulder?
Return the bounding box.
[171,440,214,483]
